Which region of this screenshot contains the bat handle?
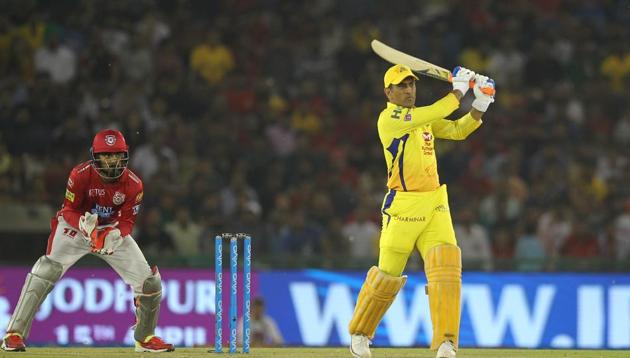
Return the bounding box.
[449,78,496,96]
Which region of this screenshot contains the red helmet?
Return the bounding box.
[92,129,128,153]
[90,129,129,180]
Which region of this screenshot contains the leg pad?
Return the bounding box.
[425,245,462,350]
[133,266,163,342]
[348,266,407,338]
[7,256,63,338]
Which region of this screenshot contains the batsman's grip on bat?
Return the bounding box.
[449,67,496,96]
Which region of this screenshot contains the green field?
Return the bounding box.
[7,348,630,358]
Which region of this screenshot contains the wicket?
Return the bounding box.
[214,233,251,354]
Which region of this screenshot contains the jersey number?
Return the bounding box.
[63,228,78,238]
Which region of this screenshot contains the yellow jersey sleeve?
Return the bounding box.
[431,113,482,140]
[377,93,460,138]
[377,93,480,192]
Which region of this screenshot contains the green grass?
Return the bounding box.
[9,347,630,358]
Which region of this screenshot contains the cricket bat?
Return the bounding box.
[371,39,494,94]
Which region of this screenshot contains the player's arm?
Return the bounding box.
[431,114,482,140]
[434,73,496,139]
[379,94,461,136]
[60,168,87,228]
[118,185,143,237]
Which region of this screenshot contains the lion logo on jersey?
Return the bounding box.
[113,191,125,205]
[105,135,117,146]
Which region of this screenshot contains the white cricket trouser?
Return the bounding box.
[47,216,152,294]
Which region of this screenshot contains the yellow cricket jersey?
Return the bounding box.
[377,93,482,192]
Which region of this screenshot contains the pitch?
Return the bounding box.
[8,347,629,357]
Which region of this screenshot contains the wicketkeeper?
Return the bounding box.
[2,129,174,353]
[348,65,495,358]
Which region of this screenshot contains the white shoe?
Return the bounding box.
[436,340,456,358]
[350,334,371,358]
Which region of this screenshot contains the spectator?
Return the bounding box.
[492,225,515,270]
[277,210,323,255]
[455,206,493,271]
[135,207,175,259]
[189,31,234,85]
[342,205,379,261]
[560,221,601,270]
[537,202,573,258]
[163,206,203,256]
[514,209,546,271]
[1,1,629,273]
[236,297,284,347]
[33,34,76,84]
[130,130,178,182]
[613,200,630,262]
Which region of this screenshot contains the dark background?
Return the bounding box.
[1,0,629,271]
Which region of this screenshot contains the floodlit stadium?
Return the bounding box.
[1,1,629,357]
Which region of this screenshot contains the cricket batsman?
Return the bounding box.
[2,129,174,353]
[348,64,495,358]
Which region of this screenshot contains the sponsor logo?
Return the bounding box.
[434,204,448,212]
[135,191,143,203]
[89,189,106,197]
[421,130,434,155]
[391,107,402,119]
[67,178,74,188]
[104,135,116,146]
[393,216,426,222]
[112,192,125,205]
[65,189,75,202]
[94,204,114,218]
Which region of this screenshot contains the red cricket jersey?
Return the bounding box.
[57,161,144,237]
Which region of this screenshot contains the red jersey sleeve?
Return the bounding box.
[118,173,143,237]
[60,165,90,229]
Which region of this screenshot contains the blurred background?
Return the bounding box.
[1,0,629,272]
[2,0,630,350]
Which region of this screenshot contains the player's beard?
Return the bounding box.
[95,158,128,180]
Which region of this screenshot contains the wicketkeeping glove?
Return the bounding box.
[91,227,123,255]
[472,74,496,112]
[451,66,476,96]
[78,212,98,244]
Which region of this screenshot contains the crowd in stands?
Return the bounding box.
[1,0,629,270]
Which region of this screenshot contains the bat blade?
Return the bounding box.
[371,39,452,83]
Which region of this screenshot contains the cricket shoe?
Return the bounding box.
[1,333,26,352]
[436,340,456,358]
[135,335,175,352]
[350,334,371,358]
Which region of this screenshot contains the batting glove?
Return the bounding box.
[451,66,476,96]
[472,74,496,112]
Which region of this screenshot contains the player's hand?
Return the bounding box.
[90,227,123,255]
[79,212,98,243]
[472,74,496,112]
[451,66,476,96]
